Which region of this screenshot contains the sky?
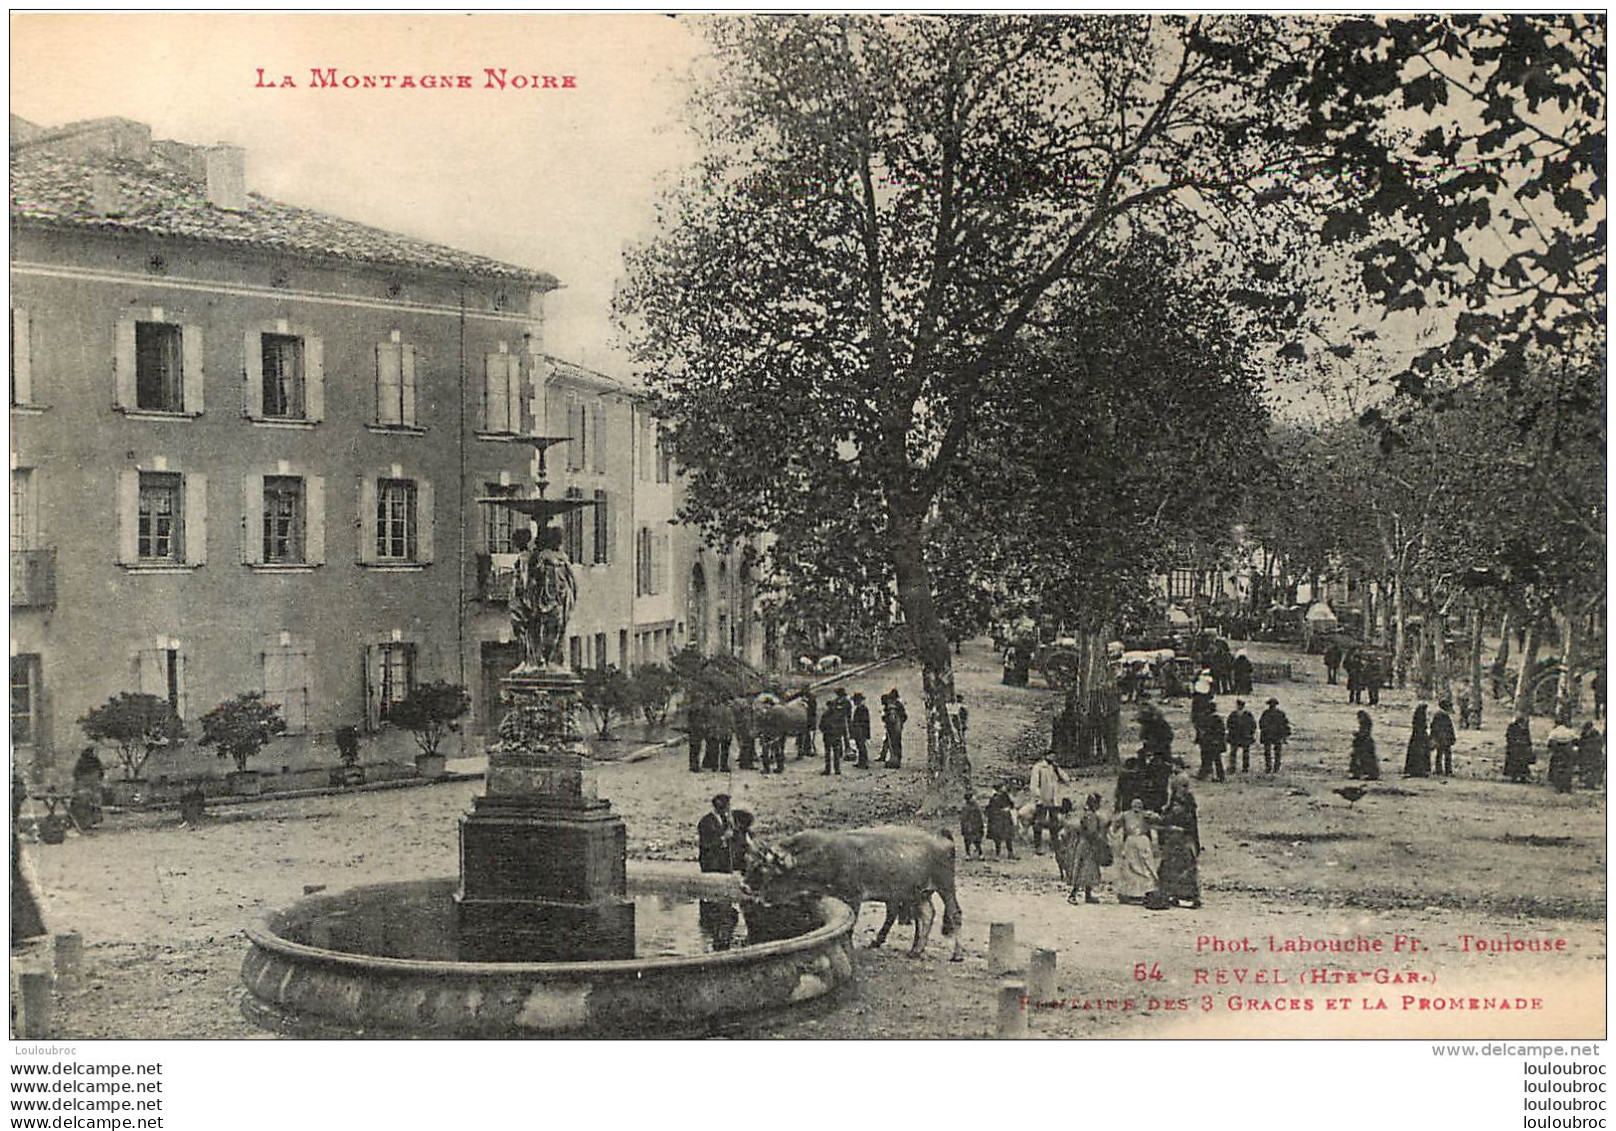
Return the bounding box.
[10,12,707,374]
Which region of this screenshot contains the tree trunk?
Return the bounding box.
[1492,608,1513,702]
[1513,613,1541,718]
[1065,629,1119,768]
[1467,603,1485,730]
[886,498,966,813]
[1554,606,1579,726]
[1392,573,1408,688]
[1430,610,1448,703]
[1364,580,1378,645]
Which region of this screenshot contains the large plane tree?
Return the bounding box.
[619,14,1338,805]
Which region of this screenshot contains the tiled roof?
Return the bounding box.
[10,125,557,287]
[545,355,645,396]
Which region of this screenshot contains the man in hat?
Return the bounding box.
[820,688,850,775]
[1430,699,1457,778]
[1029,750,1066,855]
[879,688,908,768]
[697,794,734,873]
[850,692,873,769]
[1259,697,1292,773]
[1227,698,1257,774]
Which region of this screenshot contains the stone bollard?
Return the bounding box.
[1027,947,1057,1003]
[16,970,52,1038]
[996,979,1028,1039]
[988,921,1018,974]
[52,933,82,988]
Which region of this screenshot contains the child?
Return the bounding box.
[960,792,985,858]
[986,782,1017,859]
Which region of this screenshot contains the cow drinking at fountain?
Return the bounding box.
[742,826,964,961]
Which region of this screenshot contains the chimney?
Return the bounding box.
[88,171,125,217]
[203,144,247,211]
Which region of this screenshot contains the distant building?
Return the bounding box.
[10,116,761,773]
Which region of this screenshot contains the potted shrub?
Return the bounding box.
[628,663,679,728]
[580,665,634,740]
[199,692,287,796]
[332,725,365,787]
[77,692,186,808]
[389,682,470,779]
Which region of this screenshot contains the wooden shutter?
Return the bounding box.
[400,345,417,427]
[362,646,382,731]
[175,651,188,721]
[304,336,324,422]
[181,323,204,415]
[306,476,326,565]
[117,468,139,563]
[375,344,400,426]
[136,649,166,698]
[184,473,207,565]
[285,648,310,733]
[357,477,378,564]
[241,472,264,565]
[505,356,522,435]
[114,317,137,409]
[416,479,434,563]
[11,308,31,405]
[243,330,263,418]
[592,402,606,472]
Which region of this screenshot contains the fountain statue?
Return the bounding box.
[508,525,577,674]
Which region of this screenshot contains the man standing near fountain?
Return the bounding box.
[698,794,734,873]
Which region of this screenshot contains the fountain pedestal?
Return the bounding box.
[456,671,634,961]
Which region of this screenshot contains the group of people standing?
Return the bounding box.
[1186,684,1293,782]
[807,687,910,775]
[1322,642,1387,706]
[1505,715,1605,792]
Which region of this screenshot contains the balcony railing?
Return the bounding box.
[11,548,56,609]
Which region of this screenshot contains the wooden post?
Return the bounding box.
[988,922,1017,975]
[996,979,1028,1039]
[1027,947,1057,1002]
[52,933,82,986]
[16,971,52,1038]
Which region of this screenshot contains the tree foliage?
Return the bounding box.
[198,692,286,775]
[386,681,470,759]
[627,664,680,726]
[78,692,186,782]
[580,666,635,739]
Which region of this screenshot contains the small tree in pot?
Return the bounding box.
[78,692,186,789]
[199,692,286,796]
[389,682,470,778]
[580,665,634,739]
[333,725,364,787]
[628,663,679,727]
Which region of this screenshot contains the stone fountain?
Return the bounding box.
[240,442,854,1036]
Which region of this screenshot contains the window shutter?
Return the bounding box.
[175,651,188,721]
[136,649,165,698]
[242,472,265,565]
[304,336,324,422]
[243,331,263,419]
[362,646,382,731]
[117,469,139,564]
[358,477,378,564]
[592,402,606,471]
[417,479,434,563]
[11,308,31,405]
[481,354,496,431]
[114,317,137,409]
[506,356,522,435]
[375,344,400,426]
[181,323,204,414]
[400,345,417,427]
[306,475,326,565]
[184,473,207,565]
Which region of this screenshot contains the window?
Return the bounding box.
[118,468,206,568]
[375,340,417,428]
[261,334,305,419]
[655,428,672,483]
[262,642,311,734]
[367,642,416,727]
[592,490,610,565]
[1169,568,1197,601]
[568,636,582,672]
[11,308,32,406]
[482,484,519,554]
[566,397,589,470]
[594,633,608,670]
[136,646,184,718]
[10,655,38,746]
[483,351,521,433]
[11,469,34,550]
[377,479,418,561]
[138,472,183,562]
[563,487,585,564]
[592,402,606,472]
[263,476,305,563]
[136,322,184,412]
[635,526,665,596]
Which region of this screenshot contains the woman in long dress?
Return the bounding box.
[1108,798,1158,904]
[1155,776,1202,909]
[1349,711,1380,780]
[1066,793,1109,905]
[1403,703,1431,778]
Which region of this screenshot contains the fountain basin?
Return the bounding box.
[240,867,856,1037]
